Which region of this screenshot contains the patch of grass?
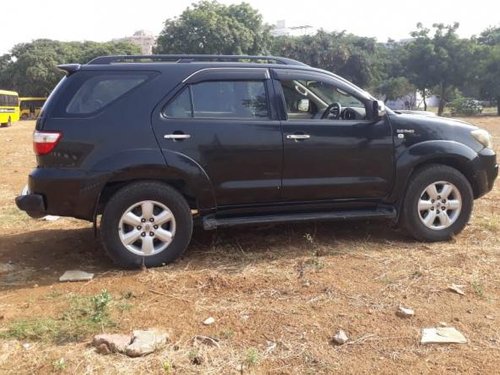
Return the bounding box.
[471,280,485,298]
[162,359,173,373]
[52,358,66,372]
[244,347,260,367]
[218,329,235,340]
[1,290,115,343]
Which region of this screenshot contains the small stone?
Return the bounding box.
[448,284,465,296]
[485,315,495,320]
[92,334,132,354]
[59,270,94,282]
[22,343,31,350]
[421,327,467,344]
[439,322,448,327]
[396,306,415,318]
[203,317,215,325]
[193,335,220,348]
[126,330,169,357]
[0,263,15,273]
[41,215,60,221]
[332,329,348,345]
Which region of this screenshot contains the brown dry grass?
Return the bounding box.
[0,118,499,374]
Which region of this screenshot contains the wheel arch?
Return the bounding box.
[389,140,481,208]
[96,164,216,215]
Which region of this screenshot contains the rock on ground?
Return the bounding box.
[396,306,415,318]
[332,330,349,345]
[92,334,132,354]
[126,330,169,357]
[59,270,94,282]
[421,327,467,344]
[93,330,168,357]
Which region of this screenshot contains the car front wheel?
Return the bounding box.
[401,165,473,241]
[101,182,193,268]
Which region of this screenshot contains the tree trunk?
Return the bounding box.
[437,84,446,116]
[497,96,500,116]
[422,89,427,111]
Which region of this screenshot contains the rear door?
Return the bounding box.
[152,68,283,207]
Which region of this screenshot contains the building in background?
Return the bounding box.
[271,20,314,37]
[116,30,156,54]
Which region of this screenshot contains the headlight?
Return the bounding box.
[471,129,493,149]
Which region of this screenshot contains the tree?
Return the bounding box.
[476,26,500,115]
[155,1,272,55]
[404,23,476,115]
[272,30,381,88]
[0,40,139,96]
[377,77,415,104]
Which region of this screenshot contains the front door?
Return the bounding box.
[152,68,282,207]
[273,69,394,202]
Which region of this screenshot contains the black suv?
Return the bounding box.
[16,55,498,268]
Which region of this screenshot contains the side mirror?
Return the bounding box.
[373,100,386,119]
[297,99,310,112]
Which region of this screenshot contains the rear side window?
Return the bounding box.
[66,74,147,114]
[164,80,269,119]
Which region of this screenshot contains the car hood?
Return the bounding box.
[388,112,481,151]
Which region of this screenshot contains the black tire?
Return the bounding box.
[401,164,473,242]
[101,181,193,268]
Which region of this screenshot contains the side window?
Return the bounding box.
[280,79,366,121]
[66,74,147,114]
[164,80,269,119]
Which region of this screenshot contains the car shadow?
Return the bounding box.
[0,219,412,291]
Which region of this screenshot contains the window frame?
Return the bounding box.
[162,79,272,121]
[50,71,157,118]
[272,69,375,122]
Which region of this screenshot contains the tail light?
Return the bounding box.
[33,131,62,155]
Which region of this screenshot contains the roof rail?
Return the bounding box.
[87,54,307,66]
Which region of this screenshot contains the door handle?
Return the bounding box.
[286,134,310,140]
[164,133,191,140]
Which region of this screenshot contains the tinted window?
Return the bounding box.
[66,74,147,114]
[164,88,192,118]
[164,81,269,119]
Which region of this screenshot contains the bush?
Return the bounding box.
[449,97,483,116]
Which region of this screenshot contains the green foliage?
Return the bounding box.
[155,1,272,55]
[377,77,414,103]
[244,347,260,366]
[449,97,483,116]
[90,289,112,323]
[0,290,115,343]
[0,39,139,96]
[272,30,381,88]
[404,23,478,115]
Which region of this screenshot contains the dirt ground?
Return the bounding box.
[0,118,498,374]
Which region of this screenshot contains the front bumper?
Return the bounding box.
[473,148,498,198]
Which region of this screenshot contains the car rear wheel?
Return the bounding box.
[101,181,192,268]
[401,165,473,241]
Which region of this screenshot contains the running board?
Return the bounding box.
[202,208,396,230]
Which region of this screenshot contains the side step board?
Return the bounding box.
[202,207,397,230]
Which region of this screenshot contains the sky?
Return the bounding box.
[1,0,499,54]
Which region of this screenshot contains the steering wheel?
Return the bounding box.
[321,102,342,119]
